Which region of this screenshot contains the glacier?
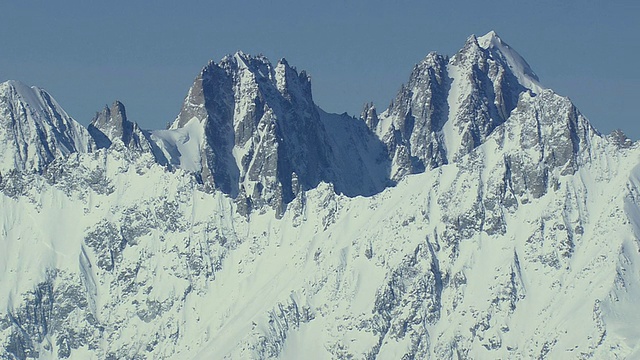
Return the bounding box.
[1,31,640,359]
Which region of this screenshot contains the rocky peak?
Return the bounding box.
[88,101,128,147]
[443,31,541,162]
[166,53,330,214]
[449,34,485,66]
[275,59,312,103]
[487,89,597,201]
[88,101,149,152]
[476,31,544,94]
[155,53,391,216]
[0,80,89,172]
[375,51,450,180]
[361,102,379,131]
[371,31,589,185]
[608,129,634,148]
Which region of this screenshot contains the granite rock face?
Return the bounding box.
[374,32,543,182]
[163,53,390,216]
[377,52,451,180]
[88,101,153,154]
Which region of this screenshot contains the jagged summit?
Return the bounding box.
[0,33,602,203]
[0,80,89,172]
[0,33,599,214]
[88,101,129,149]
[154,51,389,215]
[87,100,150,151]
[372,30,547,179]
[476,30,544,94]
[277,57,289,66]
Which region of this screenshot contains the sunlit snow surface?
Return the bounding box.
[151,117,204,172]
[1,31,640,359]
[477,30,545,95]
[1,123,639,359]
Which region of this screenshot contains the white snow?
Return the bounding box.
[477,31,545,94]
[442,62,464,161]
[150,117,204,172]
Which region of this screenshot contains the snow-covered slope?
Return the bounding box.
[477,30,544,94]
[1,31,640,359]
[0,81,90,173]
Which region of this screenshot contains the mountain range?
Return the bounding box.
[1,31,639,359]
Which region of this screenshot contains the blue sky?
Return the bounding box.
[1,1,638,138]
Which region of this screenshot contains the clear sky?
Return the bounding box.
[1,1,638,138]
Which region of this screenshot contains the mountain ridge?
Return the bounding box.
[1,31,609,210]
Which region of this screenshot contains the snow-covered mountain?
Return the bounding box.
[151,52,390,216]
[0,81,90,173]
[1,31,640,359]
